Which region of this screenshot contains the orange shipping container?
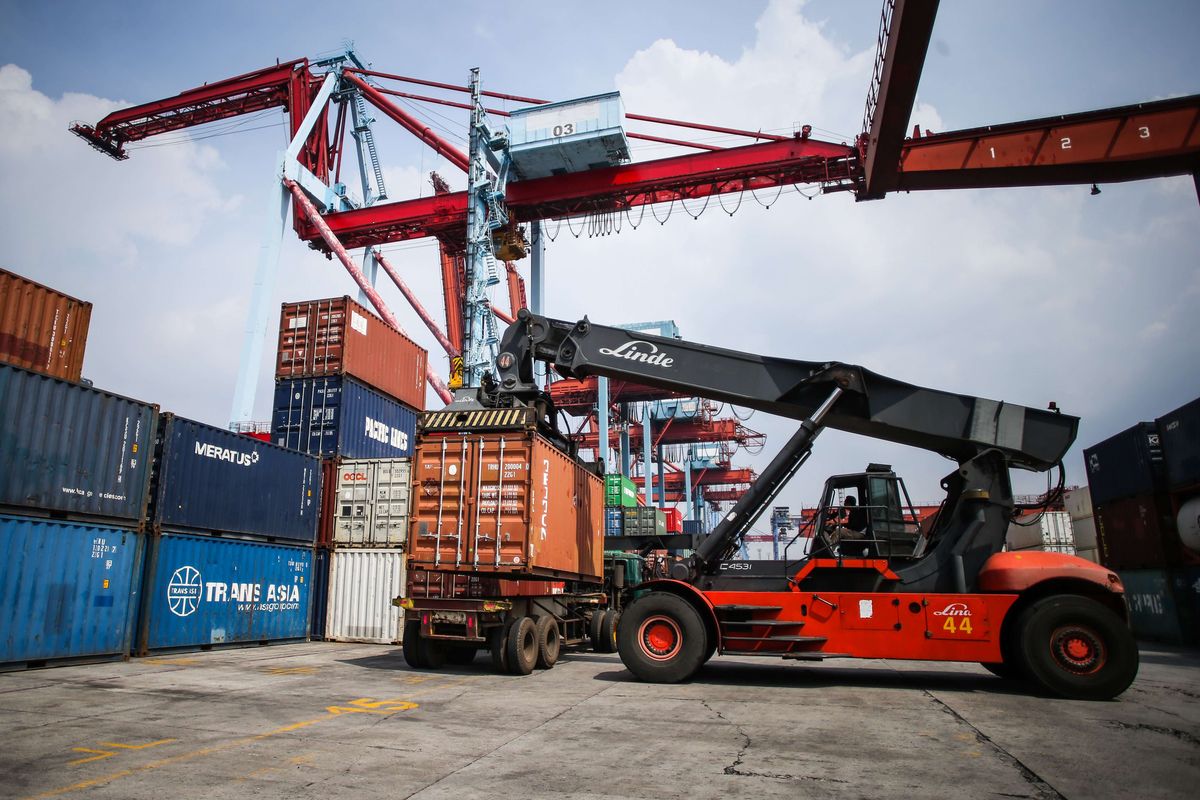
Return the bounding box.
[276,296,427,411]
[0,268,91,382]
[409,430,603,582]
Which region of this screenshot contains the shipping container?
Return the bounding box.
[1158,397,1200,492]
[1084,422,1164,508]
[318,458,410,548]
[663,507,683,534]
[1,515,143,667]
[1119,569,1188,643]
[605,507,624,537]
[622,506,667,537]
[276,296,427,411]
[408,430,603,581]
[682,519,703,536]
[1006,511,1075,553]
[311,548,329,640]
[138,534,312,653]
[1095,493,1179,570]
[324,549,406,644]
[151,414,321,542]
[1170,566,1200,644]
[0,364,156,525]
[0,267,91,382]
[272,376,418,459]
[1062,487,1093,521]
[604,474,638,507]
[1071,515,1098,551]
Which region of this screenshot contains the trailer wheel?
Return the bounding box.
[1016,594,1139,700]
[402,619,427,669]
[489,625,510,674]
[419,634,447,669]
[535,616,561,669]
[599,609,619,653]
[618,592,706,683]
[506,616,538,675]
[590,609,606,652]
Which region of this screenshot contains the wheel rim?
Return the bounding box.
[1050,624,1106,675]
[639,615,683,661]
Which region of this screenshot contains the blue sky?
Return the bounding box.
[2,0,1198,522]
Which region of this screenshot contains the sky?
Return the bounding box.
[2,0,1198,536]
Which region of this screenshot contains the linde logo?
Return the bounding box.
[598,340,675,368]
[932,602,972,617]
[365,417,410,450]
[194,441,260,467]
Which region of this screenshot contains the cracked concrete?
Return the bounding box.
[1,641,1197,798]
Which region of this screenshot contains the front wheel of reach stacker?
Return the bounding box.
[617,592,706,683]
[1016,594,1139,700]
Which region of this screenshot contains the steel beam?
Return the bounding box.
[859,0,941,200]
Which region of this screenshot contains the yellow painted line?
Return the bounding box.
[263,666,318,676]
[67,749,113,767]
[98,739,177,751]
[142,657,199,666]
[68,739,176,766]
[25,693,430,800]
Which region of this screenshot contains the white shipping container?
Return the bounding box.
[1063,487,1094,521]
[1071,515,1098,550]
[330,458,411,548]
[1075,547,1100,564]
[325,550,406,644]
[1006,511,1076,554]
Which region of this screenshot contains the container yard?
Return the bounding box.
[3,2,1199,798]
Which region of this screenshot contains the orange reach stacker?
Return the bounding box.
[467,310,1137,700]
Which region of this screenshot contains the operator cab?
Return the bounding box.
[808,464,924,560]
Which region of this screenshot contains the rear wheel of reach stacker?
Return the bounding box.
[1015,594,1139,700]
[506,616,539,675]
[617,592,707,683]
[534,616,560,669]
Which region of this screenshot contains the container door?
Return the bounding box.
[334,462,371,546]
[411,436,474,568]
[469,434,532,570]
[372,460,411,548]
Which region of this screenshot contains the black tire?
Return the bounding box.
[1015,594,1139,700]
[418,633,447,669]
[402,619,427,669]
[489,625,510,674]
[445,646,478,666]
[590,608,606,652]
[703,630,718,664]
[506,616,538,675]
[534,616,561,669]
[599,609,619,654]
[617,592,707,683]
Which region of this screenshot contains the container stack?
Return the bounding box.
[137,414,321,654]
[1005,511,1076,555]
[270,297,427,646]
[1085,417,1200,643]
[1,270,157,669]
[1156,398,1200,643]
[603,474,637,537]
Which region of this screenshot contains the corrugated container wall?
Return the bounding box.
[272,376,418,459]
[276,296,427,411]
[1095,494,1179,570]
[138,534,312,653]
[310,548,330,640]
[318,458,410,548]
[1084,422,1164,508]
[0,364,157,525]
[408,430,604,582]
[1119,569,1190,643]
[1,515,144,667]
[1063,487,1093,521]
[0,267,91,382]
[324,550,406,644]
[1158,397,1200,491]
[152,414,321,542]
[1006,511,1075,553]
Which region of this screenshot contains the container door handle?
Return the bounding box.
[472,437,486,569]
[456,437,468,567]
[434,438,447,567]
[495,437,505,567]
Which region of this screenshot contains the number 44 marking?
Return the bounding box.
[943,617,974,635]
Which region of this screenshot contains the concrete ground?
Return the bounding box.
[1,643,1197,800]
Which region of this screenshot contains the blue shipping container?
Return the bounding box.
[272,376,417,459]
[1,515,144,666]
[1084,422,1164,508]
[139,534,312,652]
[605,508,624,536]
[0,363,157,524]
[1119,568,1186,643]
[311,548,330,640]
[153,414,321,542]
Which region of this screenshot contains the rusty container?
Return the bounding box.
[276,296,427,411]
[0,267,91,382]
[408,430,603,582]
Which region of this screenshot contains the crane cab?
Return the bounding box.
[809,464,925,560]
